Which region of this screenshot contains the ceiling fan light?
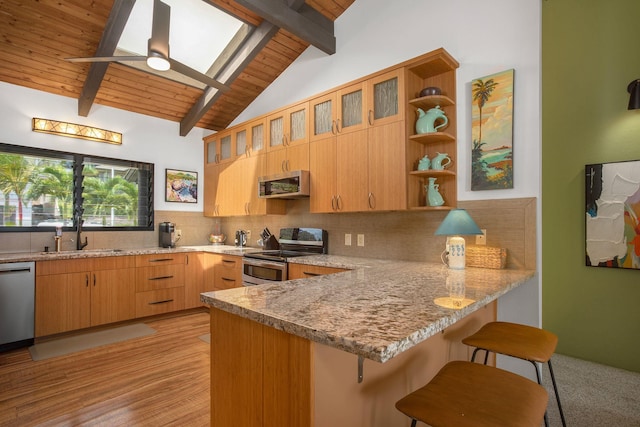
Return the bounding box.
[147,51,170,71]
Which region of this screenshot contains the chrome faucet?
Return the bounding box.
[76,218,88,250]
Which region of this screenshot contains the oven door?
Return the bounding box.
[242,258,288,286]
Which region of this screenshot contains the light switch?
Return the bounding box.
[357,234,365,247]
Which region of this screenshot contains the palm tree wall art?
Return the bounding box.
[471,69,514,190]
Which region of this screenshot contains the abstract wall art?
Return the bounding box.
[165,169,198,203]
[586,160,640,269]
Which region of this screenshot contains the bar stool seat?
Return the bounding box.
[395,361,548,427]
[462,322,566,427]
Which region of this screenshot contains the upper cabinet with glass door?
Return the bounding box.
[267,101,309,151]
[310,82,367,142]
[366,68,405,127]
[204,130,235,165]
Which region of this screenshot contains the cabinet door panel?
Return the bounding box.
[91,268,136,326]
[310,137,337,213]
[367,69,405,127]
[368,121,406,211]
[35,272,90,336]
[336,131,368,212]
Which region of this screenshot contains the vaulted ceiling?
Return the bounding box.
[0,0,355,136]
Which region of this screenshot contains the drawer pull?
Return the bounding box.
[303,272,321,277]
[149,258,174,263]
[221,277,235,282]
[222,260,236,265]
[148,299,174,305]
[149,275,174,281]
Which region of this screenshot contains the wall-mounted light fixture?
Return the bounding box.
[32,118,122,145]
[627,79,640,110]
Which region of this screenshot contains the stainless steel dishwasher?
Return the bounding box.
[0,261,35,352]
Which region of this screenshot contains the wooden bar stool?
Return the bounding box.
[395,361,548,427]
[462,322,567,427]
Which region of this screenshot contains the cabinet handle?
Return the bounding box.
[303,272,321,277]
[93,274,96,286]
[186,255,189,265]
[368,192,375,209]
[331,195,337,211]
[286,159,290,171]
[331,120,337,135]
[149,258,174,263]
[281,160,286,172]
[368,110,373,126]
[222,260,236,265]
[284,134,289,146]
[336,118,341,133]
[86,273,89,287]
[149,275,174,281]
[221,277,235,283]
[336,195,343,210]
[149,299,173,305]
[245,202,251,215]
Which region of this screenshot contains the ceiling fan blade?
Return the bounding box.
[66,56,146,63]
[148,0,171,59]
[169,59,231,92]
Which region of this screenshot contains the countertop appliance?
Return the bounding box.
[242,227,327,286]
[235,230,247,247]
[159,222,176,248]
[0,262,35,352]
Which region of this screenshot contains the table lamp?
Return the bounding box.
[434,209,483,269]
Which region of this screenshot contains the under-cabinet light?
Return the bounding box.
[32,118,122,145]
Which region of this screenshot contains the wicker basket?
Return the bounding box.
[466,246,507,269]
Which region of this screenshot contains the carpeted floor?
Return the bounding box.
[28,323,156,361]
[542,353,640,426]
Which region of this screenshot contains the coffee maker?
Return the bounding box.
[159,222,176,248]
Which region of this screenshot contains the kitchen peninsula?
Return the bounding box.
[201,256,535,427]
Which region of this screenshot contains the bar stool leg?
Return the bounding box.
[531,361,550,427]
[548,359,567,427]
[410,419,417,427]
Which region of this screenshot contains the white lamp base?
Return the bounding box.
[448,235,466,269]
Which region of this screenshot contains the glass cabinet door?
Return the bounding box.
[250,120,265,153]
[269,116,284,149]
[289,106,307,145]
[338,82,366,134]
[310,93,336,142]
[220,134,233,162]
[367,69,404,126]
[235,129,247,157]
[206,140,217,164]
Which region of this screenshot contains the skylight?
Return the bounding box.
[117,0,248,82]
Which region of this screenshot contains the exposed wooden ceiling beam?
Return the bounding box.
[180,20,279,136]
[77,0,137,117]
[234,0,335,55]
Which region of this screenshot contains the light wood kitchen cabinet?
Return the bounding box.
[266,101,309,175]
[204,130,235,165]
[185,252,205,309]
[35,256,136,337]
[287,263,347,279]
[310,68,406,213]
[135,253,186,317]
[212,254,243,290]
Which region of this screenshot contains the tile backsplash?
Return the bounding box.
[2,198,535,270]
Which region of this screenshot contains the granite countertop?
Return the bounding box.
[0,244,260,263]
[201,257,535,363]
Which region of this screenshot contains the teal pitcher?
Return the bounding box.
[426,177,445,207]
[416,106,448,134]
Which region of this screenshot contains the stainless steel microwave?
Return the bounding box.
[258,170,310,199]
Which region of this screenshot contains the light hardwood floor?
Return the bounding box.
[0,309,210,426]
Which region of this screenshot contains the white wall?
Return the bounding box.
[0,81,206,213]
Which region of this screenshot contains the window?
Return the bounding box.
[0,143,153,231]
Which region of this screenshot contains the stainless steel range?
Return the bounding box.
[242,228,327,286]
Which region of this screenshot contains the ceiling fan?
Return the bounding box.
[67,0,229,92]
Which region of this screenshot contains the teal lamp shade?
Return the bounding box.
[434,209,483,236]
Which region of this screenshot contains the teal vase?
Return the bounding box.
[426,177,445,207]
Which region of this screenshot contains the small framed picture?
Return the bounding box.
[165,169,198,203]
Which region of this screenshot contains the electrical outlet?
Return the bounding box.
[345,233,352,246]
[357,234,365,247]
[175,229,182,238]
[476,229,487,245]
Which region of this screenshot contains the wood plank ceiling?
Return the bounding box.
[0,0,355,136]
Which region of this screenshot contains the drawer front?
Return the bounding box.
[218,256,242,281]
[213,270,240,290]
[136,264,184,292]
[135,288,185,318]
[135,253,186,267]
